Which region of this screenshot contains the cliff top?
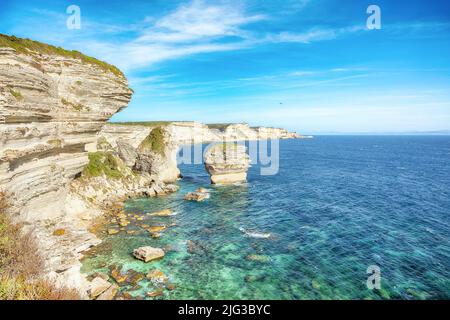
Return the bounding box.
[0,34,124,77]
[109,121,177,127]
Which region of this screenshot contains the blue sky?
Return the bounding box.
[1,0,450,133]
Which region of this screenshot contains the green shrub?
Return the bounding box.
[138,127,166,155]
[82,152,122,179]
[0,192,80,300]
[61,98,85,111]
[9,89,22,101]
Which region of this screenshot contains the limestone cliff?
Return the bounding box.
[100,121,302,147]
[0,35,132,293]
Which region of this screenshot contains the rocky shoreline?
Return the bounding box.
[0,35,304,299]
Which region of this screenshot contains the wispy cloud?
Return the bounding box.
[10,0,369,71]
[266,25,366,44]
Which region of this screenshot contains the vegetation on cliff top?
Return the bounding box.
[0,192,80,300]
[82,152,123,179]
[0,34,123,77]
[138,127,166,155]
[206,123,233,131]
[109,121,181,127]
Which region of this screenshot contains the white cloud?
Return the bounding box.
[141,0,266,42]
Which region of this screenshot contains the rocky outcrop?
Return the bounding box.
[133,246,165,262]
[0,36,132,296]
[204,143,250,184]
[98,126,181,183]
[69,151,178,208]
[135,127,181,183]
[184,190,210,202]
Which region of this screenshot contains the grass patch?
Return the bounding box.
[75,81,82,86]
[61,98,86,111]
[96,137,112,151]
[138,127,166,155]
[0,34,123,77]
[0,192,80,300]
[9,89,23,101]
[82,152,122,179]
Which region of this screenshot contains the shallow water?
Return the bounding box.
[81,136,450,299]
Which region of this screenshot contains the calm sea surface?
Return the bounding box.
[82,136,450,299]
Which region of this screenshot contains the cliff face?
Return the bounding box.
[0,46,132,221]
[0,38,132,294]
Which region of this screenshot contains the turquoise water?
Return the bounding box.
[81,136,450,299]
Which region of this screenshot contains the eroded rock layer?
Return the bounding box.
[0,47,132,219]
[0,43,132,294]
[204,143,250,184]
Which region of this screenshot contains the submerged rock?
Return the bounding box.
[146,289,164,298]
[148,209,173,217]
[239,227,271,239]
[110,267,128,284]
[184,191,209,202]
[246,254,271,263]
[147,225,167,233]
[166,283,177,291]
[204,143,250,184]
[133,246,165,262]
[146,269,169,284]
[126,269,145,286]
[187,240,207,255]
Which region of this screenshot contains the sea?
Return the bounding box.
[81,136,450,299]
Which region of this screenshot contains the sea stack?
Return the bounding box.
[204,143,250,184]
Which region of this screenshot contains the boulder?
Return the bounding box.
[110,267,128,284]
[133,246,165,262]
[184,191,209,202]
[96,283,119,300]
[117,139,138,167]
[204,143,250,184]
[146,289,164,298]
[89,276,112,299]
